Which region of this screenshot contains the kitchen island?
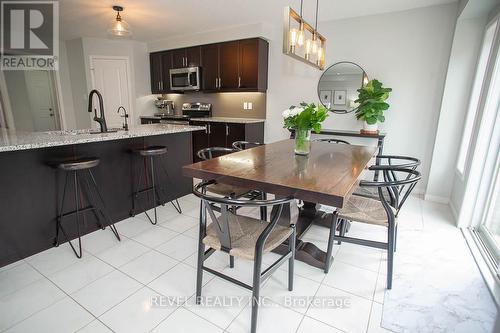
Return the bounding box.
[0,124,204,267]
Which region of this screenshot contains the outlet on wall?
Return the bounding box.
[248,102,253,110]
[243,102,248,110]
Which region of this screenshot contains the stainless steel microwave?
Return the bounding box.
[169,67,201,91]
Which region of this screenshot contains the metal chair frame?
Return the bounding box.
[197,147,267,220]
[193,180,295,333]
[325,166,421,289]
[313,138,351,145]
[231,141,264,151]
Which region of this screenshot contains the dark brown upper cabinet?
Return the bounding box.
[150,51,172,94]
[150,52,163,94]
[150,37,268,93]
[219,41,240,90]
[201,44,219,90]
[172,46,201,68]
[239,38,266,90]
[161,51,173,93]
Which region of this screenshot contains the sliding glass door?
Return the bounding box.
[459,14,500,274]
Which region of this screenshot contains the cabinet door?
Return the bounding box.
[239,39,259,89]
[201,44,219,90]
[219,41,239,90]
[150,53,162,94]
[172,49,186,68]
[226,123,245,148]
[191,122,209,162]
[161,51,173,93]
[186,46,201,67]
[208,123,227,148]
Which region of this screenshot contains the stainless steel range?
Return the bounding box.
[155,102,212,125]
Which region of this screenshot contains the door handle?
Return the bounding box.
[208,124,211,134]
[158,82,160,91]
[238,76,241,88]
[215,78,218,88]
[225,124,229,136]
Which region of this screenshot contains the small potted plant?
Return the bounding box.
[355,79,392,133]
[283,102,328,155]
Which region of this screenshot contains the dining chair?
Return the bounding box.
[324,166,421,289]
[313,138,350,145]
[193,180,296,333]
[197,146,267,222]
[232,140,264,151]
[354,155,421,216]
[197,147,253,198]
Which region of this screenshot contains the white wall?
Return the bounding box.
[148,4,458,193]
[81,37,152,125]
[426,16,487,205]
[59,37,152,129]
[271,4,457,193]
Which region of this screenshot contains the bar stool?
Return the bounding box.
[130,145,182,225]
[54,157,120,258]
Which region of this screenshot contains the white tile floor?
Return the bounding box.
[0,194,494,332]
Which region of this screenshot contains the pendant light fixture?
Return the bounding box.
[108,5,131,38]
[283,0,326,70]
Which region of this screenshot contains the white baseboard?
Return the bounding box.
[424,194,450,204]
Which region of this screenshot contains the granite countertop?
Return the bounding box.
[189,117,265,124]
[0,124,205,153]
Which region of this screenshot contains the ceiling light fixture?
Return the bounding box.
[108,5,131,38]
[283,0,326,70]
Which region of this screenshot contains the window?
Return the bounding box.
[456,21,498,175]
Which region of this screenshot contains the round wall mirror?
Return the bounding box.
[317,62,369,114]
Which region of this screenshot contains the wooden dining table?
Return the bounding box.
[182,139,377,269]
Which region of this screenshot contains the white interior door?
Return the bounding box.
[90,56,132,129]
[25,71,59,131]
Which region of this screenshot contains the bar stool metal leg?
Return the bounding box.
[86,169,120,240]
[158,156,182,214]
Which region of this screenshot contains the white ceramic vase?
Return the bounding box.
[363,121,378,132]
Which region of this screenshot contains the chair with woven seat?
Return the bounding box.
[313,138,350,145]
[232,141,264,151]
[324,166,421,289]
[336,154,421,243]
[197,147,253,199]
[354,155,421,216]
[193,180,296,333]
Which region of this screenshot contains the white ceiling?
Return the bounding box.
[60,0,458,42]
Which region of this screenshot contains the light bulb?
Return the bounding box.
[311,33,318,54]
[305,39,312,60]
[297,22,305,46]
[289,28,298,52]
[317,45,324,66]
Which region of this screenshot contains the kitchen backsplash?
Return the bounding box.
[161,92,266,119]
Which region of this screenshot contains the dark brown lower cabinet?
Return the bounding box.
[189,121,264,162]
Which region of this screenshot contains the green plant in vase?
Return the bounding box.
[283,102,328,155]
[355,79,392,133]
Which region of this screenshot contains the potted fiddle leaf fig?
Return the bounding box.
[355,79,392,133]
